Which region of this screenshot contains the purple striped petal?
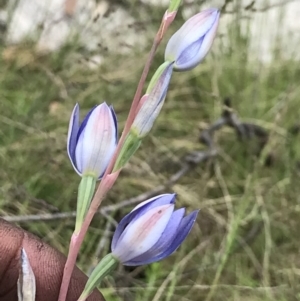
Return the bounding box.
[124,210,199,266]
[111,194,176,250]
[124,208,185,265]
[112,204,175,262]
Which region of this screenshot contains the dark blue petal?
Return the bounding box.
[109,105,118,142]
[67,104,80,170]
[124,210,199,266]
[111,194,176,251]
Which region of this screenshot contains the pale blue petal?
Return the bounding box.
[165,8,220,71]
[165,9,218,60]
[175,12,220,71]
[77,106,97,140]
[132,193,175,212]
[193,16,219,62]
[132,62,174,137]
[124,210,199,266]
[125,208,185,264]
[75,102,117,178]
[113,204,174,262]
[111,194,176,251]
[176,37,204,70]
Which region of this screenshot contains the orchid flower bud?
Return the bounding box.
[113,62,174,172]
[131,61,174,138]
[111,193,199,265]
[67,102,118,179]
[165,8,220,71]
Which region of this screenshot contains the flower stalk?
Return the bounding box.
[58,4,218,301]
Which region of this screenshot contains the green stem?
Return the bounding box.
[75,176,96,234]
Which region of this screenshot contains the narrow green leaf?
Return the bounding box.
[78,253,118,301]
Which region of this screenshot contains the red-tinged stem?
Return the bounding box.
[121,10,176,137]
[58,11,177,301]
[57,172,119,301]
[97,11,177,180]
[57,195,106,301]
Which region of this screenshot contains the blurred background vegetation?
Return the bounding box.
[1,0,300,300]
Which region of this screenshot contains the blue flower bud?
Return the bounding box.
[111,194,199,266]
[67,102,118,179]
[165,8,220,71]
[131,61,174,137]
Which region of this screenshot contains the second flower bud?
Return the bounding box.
[67,102,118,180]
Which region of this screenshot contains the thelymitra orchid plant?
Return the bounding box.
[18,2,220,301]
